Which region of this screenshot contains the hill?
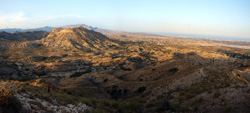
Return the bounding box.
[0,31,49,41]
[42,27,120,51]
[0,26,54,33]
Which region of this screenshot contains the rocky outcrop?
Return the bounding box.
[0,82,91,113]
[16,92,91,113]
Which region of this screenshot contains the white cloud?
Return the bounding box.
[0,12,86,29]
[10,12,27,23]
[0,12,27,27]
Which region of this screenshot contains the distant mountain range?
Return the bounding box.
[0,26,54,33]
[0,24,163,37]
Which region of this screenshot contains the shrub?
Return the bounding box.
[103,78,108,82]
[207,90,212,94]
[192,97,203,106]
[235,84,240,89]
[221,97,226,103]
[81,98,92,106]
[179,91,185,96]
[0,83,22,113]
[224,104,232,112]
[184,92,194,99]
[111,101,119,108]
[99,99,110,107]
[123,89,127,94]
[193,105,199,111]
[180,106,190,112]
[178,96,184,104]
[213,90,221,98]
[146,101,157,108]
[137,86,146,93]
[169,102,180,112]
[118,103,130,113]
[92,108,104,113]
[224,82,230,87]
[211,101,216,106]
[168,68,179,75]
[127,101,141,112]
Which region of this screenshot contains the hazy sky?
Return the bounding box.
[0,0,250,39]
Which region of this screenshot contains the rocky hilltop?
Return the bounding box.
[42,27,120,51]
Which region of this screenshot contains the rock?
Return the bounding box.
[46,107,52,112]
[41,101,49,107]
[73,102,91,113]
[67,104,74,108]
[61,106,71,112]
[21,101,31,110]
[9,82,92,113]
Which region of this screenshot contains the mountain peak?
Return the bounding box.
[43,27,119,51]
[51,28,63,32]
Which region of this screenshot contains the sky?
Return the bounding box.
[0,0,250,39]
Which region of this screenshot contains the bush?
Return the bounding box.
[180,106,190,112]
[92,108,104,113]
[224,104,232,112]
[137,86,146,93]
[118,103,130,113]
[213,90,221,98]
[178,96,184,104]
[191,97,203,106]
[146,101,157,108]
[103,78,108,82]
[127,102,141,112]
[211,101,215,106]
[184,92,194,99]
[169,102,180,112]
[111,101,119,108]
[99,99,110,107]
[168,68,179,75]
[193,105,199,111]
[0,83,22,113]
[123,89,127,94]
